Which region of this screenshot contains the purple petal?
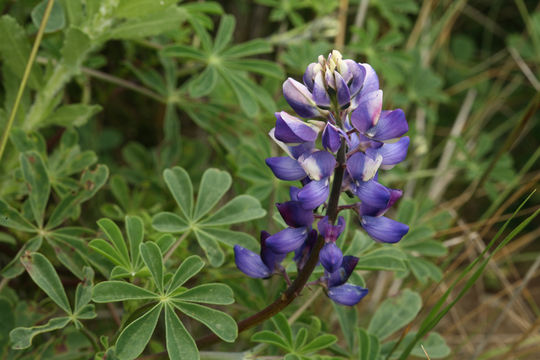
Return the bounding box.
[313,72,331,109]
[300,151,336,180]
[289,186,301,201]
[345,60,366,98]
[328,284,368,306]
[350,90,382,133]
[283,79,319,118]
[327,255,359,287]
[359,63,379,96]
[294,229,318,270]
[234,245,272,278]
[334,71,351,108]
[367,109,408,141]
[289,142,315,160]
[320,242,343,273]
[353,179,391,210]
[297,179,330,209]
[347,152,380,182]
[317,216,346,242]
[265,157,306,181]
[274,111,318,144]
[361,216,409,243]
[266,227,308,253]
[303,62,318,91]
[367,136,409,168]
[322,123,342,153]
[276,201,315,228]
[260,232,287,271]
[359,189,402,217]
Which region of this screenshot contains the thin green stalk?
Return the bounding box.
[0,0,55,162]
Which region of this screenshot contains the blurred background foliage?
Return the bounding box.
[0,0,539,359]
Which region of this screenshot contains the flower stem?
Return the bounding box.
[196,139,347,348]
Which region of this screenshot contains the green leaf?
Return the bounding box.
[197,228,259,252]
[219,70,259,115]
[0,299,14,349]
[31,0,65,33]
[161,45,207,61]
[115,0,178,18]
[410,332,450,358]
[408,256,443,283]
[89,238,126,267]
[165,304,199,360]
[9,317,70,350]
[20,151,50,227]
[332,302,357,352]
[97,218,130,267]
[173,283,234,305]
[194,168,232,220]
[108,7,186,40]
[355,247,406,271]
[193,229,225,267]
[167,255,205,293]
[58,0,83,25]
[213,15,235,53]
[225,59,284,78]
[46,164,109,229]
[251,330,289,350]
[368,289,422,340]
[0,199,36,232]
[222,39,272,58]
[140,242,164,293]
[189,65,218,97]
[294,328,308,350]
[74,267,94,312]
[115,303,162,360]
[152,212,190,233]
[61,27,91,69]
[41,104,101,128]
[202,195,266,226]
[92,281,157,302]
[300,334,337,353]
[110,175,130,210]
[174,301,237,342]
[272,313,293,346]
[358,328,380,360]
[126,215,144,265]
[164,167,193,219]
[1,236,42,278]
[0,15,42,89]
[401,239,447,257]
[21,252,71,314]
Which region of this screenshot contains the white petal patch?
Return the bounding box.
[362,153,383,181]
[300,155,323,181]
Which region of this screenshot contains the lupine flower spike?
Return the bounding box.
[235,50,409,306]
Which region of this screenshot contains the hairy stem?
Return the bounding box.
[196,138,347,348]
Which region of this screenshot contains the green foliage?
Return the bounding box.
[0,0,538,359]
[251,313,337,359]
[92,250,237,359]
[152,166,266,266]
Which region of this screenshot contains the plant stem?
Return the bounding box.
[196,139,347,348]
[0,0,55,161]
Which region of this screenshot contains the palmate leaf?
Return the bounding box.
[115,303,163,360]
[20,252,71,314]
[161,15,281,115]
[358,328,381,360]
[173,301,238,342]
[140,242,164,293]
[92,281,157,302]
[152,166,266,266]
[368,289,422,340]
[167,255,205,292]
[165,304,199,360]
[173,283,234,305]
[10,317,71,350]
[20,151,50,228]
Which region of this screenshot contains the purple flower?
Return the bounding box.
[234,231,287,278]
[360,216,409,243]
[283,78,320,118]
[323,255,368,306]
[274,111,319,144]
[317,216,346,243]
